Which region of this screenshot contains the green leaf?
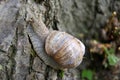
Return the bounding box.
[104,47,120,66]
[107,54,119,66]
[82,69,93,80]
[108,48,115,54]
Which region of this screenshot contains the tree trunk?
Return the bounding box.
[0,0,80,80]
[0,0,119,80]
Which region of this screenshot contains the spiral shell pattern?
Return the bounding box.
[45,31,85,68]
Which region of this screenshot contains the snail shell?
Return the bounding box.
[45,31,85,68]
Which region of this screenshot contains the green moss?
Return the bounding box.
[58,70,64,78]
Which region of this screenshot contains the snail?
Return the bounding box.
[27,17,85,70]
[45,31,85,68]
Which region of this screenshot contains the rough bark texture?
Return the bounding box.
[0,0,120,80]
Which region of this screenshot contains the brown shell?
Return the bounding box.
[45,31,85,68]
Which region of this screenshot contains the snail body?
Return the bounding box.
[27,19,85,69]
[45,31,85,68]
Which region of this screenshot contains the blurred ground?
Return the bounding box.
[80,12,120,80]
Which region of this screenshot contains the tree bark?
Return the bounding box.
[0,0,80,80]
[0,0,119,80]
